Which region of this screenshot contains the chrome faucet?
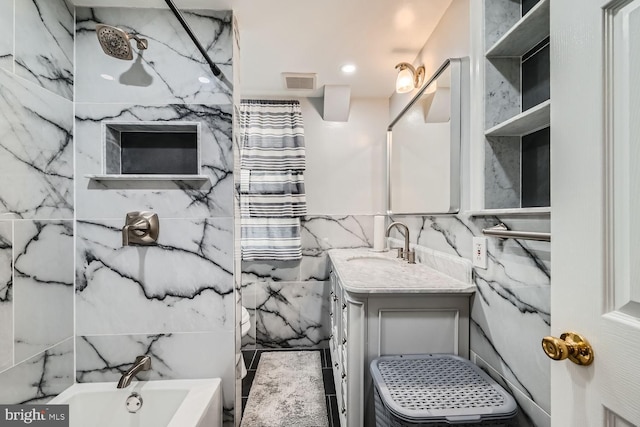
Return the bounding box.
[117,355,151,389]
[385,222,415,264]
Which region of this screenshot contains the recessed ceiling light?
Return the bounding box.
[100,73,114,81]
[198,76,211,84]
[341,64,356,74]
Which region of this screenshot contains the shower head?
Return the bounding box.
[96,24,148,61]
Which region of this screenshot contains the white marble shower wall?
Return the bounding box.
[387,213,550,427]
[73,6,237,420]
[0,0,75,403]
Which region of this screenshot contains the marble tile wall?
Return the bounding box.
[387,213,550,427]
[75,8,232,105]
[485,136,521,209]
[0,71,74,219]
[0,0,13,72]
[13,221,74,363]
[0,223,12,372]
[242,215,374,349]
[0,0,74,404]
[0,0,75,404]
[73,7,236,421]
[15,0,74,101]
[232,15,243,424]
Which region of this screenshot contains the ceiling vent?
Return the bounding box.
[282,73,317,90]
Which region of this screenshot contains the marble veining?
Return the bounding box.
[75,7,232,104]
[484,0,522,49]
[301,215,373,281]
[0,70,74,219]
[249,281,330,349]
[242,215,374,284]
[485,136,521,209]
[0,0,13,72]
[388,236,473,284]
[15,0,74,100]
[76,332,235,410]
[389,213,550,422]
[76,218,234,335]
[0,338,74,404]
[242,215,375,350]
[13,220,74,364]
[473,352,542,427]
[75,103,232,219]
[329,248,475,294]
[0,221,12,372]
[485,58,521,129]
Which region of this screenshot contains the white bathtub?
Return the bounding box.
[50,379,222,427]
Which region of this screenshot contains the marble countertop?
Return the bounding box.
[328,248,476,295]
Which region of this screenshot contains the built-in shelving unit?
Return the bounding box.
[483,0,551,210]
[467,207,551,217]
[485,100,550,136]
[486,0,550,57]
[86,174,210,183]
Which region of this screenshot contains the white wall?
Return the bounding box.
[390,0,471,119]
[302,97,388,215]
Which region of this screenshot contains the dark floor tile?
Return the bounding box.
[323,367,336,395]
[324,348,333,368]
[320,348,327,368]
[242,397,248,413]
[251,350,266,369]
[242,369,256,398]
[242,350,255,369]
[328,395,340,427]
[326,396,333,427]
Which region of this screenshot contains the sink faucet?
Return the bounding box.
[117,355,151,389]
[385,222,415,264]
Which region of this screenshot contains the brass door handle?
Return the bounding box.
[541,331,594,366]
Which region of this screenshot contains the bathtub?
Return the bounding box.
[49,379,222,427]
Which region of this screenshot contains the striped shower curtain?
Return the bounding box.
[239,100,306,261]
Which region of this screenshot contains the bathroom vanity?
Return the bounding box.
[327,248,475,427]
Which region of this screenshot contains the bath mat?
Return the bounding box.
[241,351,329,427]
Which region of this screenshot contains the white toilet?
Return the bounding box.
[240,306,251,378]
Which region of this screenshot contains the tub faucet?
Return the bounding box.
[117,355,151,389]
[385,222,415,264]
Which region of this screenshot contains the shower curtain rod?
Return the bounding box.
[164,0,233,90]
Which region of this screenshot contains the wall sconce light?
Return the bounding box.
[395,62,425,93]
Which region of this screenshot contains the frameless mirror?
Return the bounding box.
[387,58,463,215]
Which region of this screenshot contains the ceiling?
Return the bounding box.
[71,0,453,98]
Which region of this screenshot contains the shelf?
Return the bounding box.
[486,0,550,58]
[86,174,210,183]
[485,100,550,137]
[466,207,550,217]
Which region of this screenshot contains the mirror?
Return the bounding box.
[387,58,463,215]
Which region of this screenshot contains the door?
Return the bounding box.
[552,0,640,425]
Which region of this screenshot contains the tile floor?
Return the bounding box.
[241,348,339,427]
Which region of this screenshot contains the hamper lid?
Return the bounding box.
[370,354,517,424]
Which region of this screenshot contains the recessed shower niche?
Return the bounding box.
[87,122,209,182]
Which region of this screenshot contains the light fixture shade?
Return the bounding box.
[396,67,414,93]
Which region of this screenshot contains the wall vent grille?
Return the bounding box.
[282,73,316,90]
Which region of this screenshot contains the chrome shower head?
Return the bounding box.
[96,24,148,61]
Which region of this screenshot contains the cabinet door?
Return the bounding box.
[367,295,469,358]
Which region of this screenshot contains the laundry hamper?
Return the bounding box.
[371,354,518,426]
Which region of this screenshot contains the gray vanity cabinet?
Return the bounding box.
[329,266,472,427]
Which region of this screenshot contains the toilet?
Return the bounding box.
[240,306,251,378]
